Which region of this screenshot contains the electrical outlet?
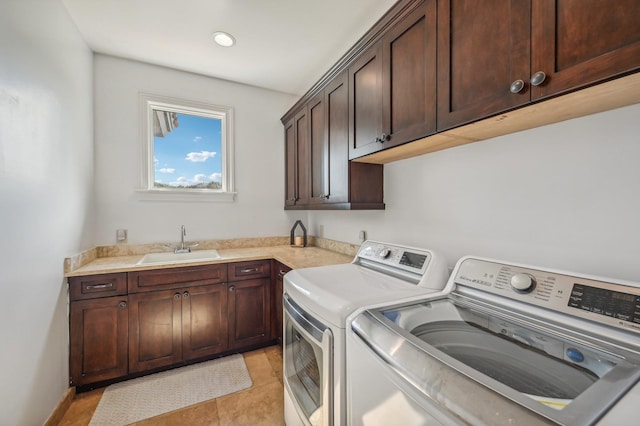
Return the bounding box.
[318,225,324,238]
[358,230,367,242]
[116,229,128,243]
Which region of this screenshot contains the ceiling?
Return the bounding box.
[62,0,398,96]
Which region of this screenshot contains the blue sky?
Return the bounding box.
[153,112,222,187]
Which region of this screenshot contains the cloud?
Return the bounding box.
[194,173,207,183]
[209,172,222,182]
[158,168,176,174]
[193,136,202,142]
[185,151,217,162]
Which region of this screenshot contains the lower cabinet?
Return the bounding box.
[69,259,280,387]
[228,278,271,349]
[128,283,228,373]
[69,295,129,386]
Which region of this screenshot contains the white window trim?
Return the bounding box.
[137,92,236,202]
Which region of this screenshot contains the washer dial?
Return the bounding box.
[511,273,536,293]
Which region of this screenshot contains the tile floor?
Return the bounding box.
[58,345,284,426]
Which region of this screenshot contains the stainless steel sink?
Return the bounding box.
[136,249,221,265]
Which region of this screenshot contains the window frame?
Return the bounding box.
[138,93,236,202]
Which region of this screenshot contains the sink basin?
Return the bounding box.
[137,249,221,265]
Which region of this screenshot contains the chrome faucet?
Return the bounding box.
[175,225,191,253]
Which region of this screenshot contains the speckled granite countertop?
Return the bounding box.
[65,237,357,277]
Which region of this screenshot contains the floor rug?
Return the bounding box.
[89,354,252,425]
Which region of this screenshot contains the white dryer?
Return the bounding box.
[283,240,450,426]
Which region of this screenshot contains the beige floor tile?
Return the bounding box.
[58,388,104,426]
[130,399,220,426]
[58,345,284,425]
[216,381,284,426]
[243,349,279,387]
[263,344,283,385]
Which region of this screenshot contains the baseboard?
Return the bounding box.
[44,387,75,426]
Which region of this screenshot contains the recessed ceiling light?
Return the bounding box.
[212,31,236,47]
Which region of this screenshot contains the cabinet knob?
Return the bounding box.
[530,71,546,86]
[174,293,181,300]
[118,301,127,308]
[376,133,389,143]
[229,285,235,292]
[510,79,525,93]
[183,291,189,298]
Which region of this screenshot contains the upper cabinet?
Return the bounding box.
[284,71,384,210]
[284,109,310,208]
[531,0,640,99]
[282,0,640,192]
[437,0,640,131]
[349,0,437,159]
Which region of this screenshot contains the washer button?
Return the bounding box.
[566,348,585,363]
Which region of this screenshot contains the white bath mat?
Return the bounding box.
[89,354,252,425]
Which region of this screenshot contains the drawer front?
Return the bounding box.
[69,273,127,301]
[128,263,227,293]
[228,260,271,281]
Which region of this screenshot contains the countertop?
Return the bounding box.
[66,245,354,277]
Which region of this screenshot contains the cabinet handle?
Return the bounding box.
[278,270,287,277]
[229,285,235,292]
[86,282,113,290]
[174,293,181,300]
[376,133,389,143]
[530,71,546,86]
[183,291,189,298]
[240,268,259,274]
[118,301,127,308]
[510,79,525,93]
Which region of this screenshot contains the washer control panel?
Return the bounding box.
[356,240,432,276]
[453,257,640,334]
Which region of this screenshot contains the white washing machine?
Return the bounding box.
[283,240,450,426]
[347,256,640,425]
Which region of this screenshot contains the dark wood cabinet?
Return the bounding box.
[285,71,385,210]
[69,259,278,386]
[284,108,310,208]
[531,0,640,100]
[271,261,291,343]
[128,283,228,373]
[437,0,640,131]
[437,0,531,131]
[227,260,272,349]
[69,294,128,386]
[228,278,271,349]
[348,42,384,159]
[128,288,182,373]
[350,0,437,159]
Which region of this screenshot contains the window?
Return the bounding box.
[139,93,235,201]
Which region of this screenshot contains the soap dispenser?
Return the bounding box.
[290,220,307,247]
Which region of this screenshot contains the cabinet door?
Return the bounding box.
[382,0,437,147]
[284,117,297,207]
[294,108,310,205]
[228,278,271,349]
[531,0,640,100]
[324,72,349,205]
[437,0,531,131]
[349,41,384,159]
[69,296,128,386]
[129,289,182,373]
[182,284,228,361]
[308,91,328,205]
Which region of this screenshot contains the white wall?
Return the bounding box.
[0,0,94,424]
[93,55,301,245]
[309,104,640,282]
